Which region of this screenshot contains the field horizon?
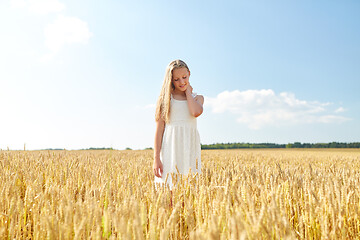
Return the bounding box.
[2,140,360,151]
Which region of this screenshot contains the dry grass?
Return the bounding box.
[1,149,360,239]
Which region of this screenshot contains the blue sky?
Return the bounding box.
[0,0,359,150]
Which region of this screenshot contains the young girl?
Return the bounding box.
[153,59,204,189]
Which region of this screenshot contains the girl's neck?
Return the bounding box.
[172,90,187,99]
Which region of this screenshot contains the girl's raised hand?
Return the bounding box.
[185,84,193,96]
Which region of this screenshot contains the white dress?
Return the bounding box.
[154,93,202,189]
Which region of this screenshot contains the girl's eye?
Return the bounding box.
[183,76,187,79]
[174,79,179,81]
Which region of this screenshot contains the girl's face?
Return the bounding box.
[172,67,190,92]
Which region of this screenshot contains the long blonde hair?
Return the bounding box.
[155,59,190,123]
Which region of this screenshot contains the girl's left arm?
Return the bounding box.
[185,85,204,117]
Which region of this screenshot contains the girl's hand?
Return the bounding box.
[185,84,193,96]
[153,160,163,178]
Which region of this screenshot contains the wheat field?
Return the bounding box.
[1,149,360,239]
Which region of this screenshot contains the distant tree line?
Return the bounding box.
[285,142,360,148]
[201,142,360,149]
[85,147,114,150]
[201,142,285,149]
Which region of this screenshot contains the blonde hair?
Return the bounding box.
[155,59,190,123]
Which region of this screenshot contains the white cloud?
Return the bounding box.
[11,0,65,15]
[205,89,350,129]
[43,15,93,57]
[10,0,26,8]
[10,0,92,61]
[335,107,346,113]
[145,104,156,109]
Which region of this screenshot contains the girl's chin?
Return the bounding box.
[177,86,188,92]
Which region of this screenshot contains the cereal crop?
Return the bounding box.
[1,149,360,239]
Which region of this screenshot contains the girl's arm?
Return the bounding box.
[153,118,165,177]
[185,85,204,117]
